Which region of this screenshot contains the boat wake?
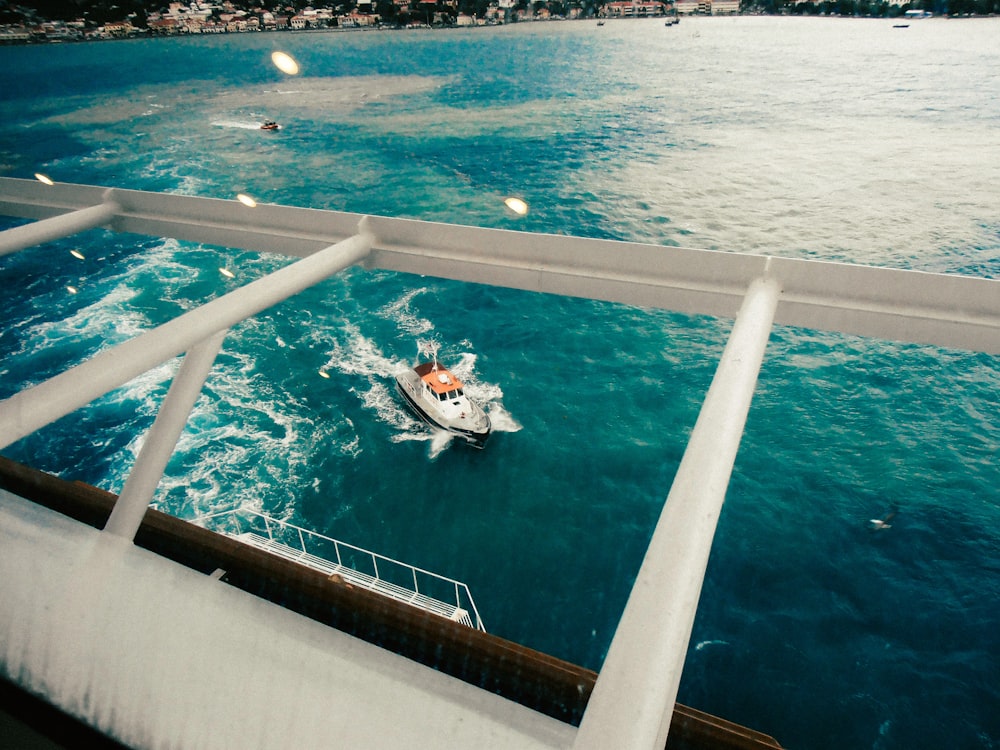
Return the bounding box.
[486,404,521,433]
[694,639,730,651]
[211,119,270,131]
[376,287,435,336]
[320,313,518,457]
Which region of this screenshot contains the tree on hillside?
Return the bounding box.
[374,0,399,23]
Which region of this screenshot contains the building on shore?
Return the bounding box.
[712,0,740,13]
[603,1,671,16]
[675,0,739,13]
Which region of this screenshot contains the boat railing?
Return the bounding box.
[192,508,485,631]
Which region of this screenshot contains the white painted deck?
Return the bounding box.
[0,489,575,750]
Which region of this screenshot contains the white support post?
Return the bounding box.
[0,197,119,257]
[572,275,781,750]
[103,329,227,541]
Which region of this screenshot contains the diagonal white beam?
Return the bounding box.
[572,275,781,750]
[0,225,373,451]
[0,196,119,257]
[104,329,228,541]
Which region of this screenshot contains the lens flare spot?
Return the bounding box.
[504,197,528,215]
[237,193,257,207]
[35,173,54,186]
[271,51,300,76]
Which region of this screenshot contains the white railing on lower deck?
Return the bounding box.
[193,509,485,631]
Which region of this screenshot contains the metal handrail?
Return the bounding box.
[194,508,485,631]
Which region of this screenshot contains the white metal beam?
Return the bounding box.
[1,178,997,353]
[0,195,118,257]
[0,227,373,451]
[104,329,228,541]
[572,276,782,750]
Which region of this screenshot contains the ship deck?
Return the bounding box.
[0,456,782,749]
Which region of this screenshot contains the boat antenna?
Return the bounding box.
[418,340,441,370]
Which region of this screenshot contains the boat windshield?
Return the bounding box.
[438,389,461,401]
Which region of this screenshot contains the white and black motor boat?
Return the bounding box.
[395,347,491,448]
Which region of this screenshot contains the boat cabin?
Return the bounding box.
[414,362,465,402]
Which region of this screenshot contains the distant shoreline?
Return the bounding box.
[4,12,990,48]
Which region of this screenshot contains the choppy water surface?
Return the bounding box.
[1,17,998,749]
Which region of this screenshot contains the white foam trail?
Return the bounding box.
[390,428,455,461]
[376,287,434,336]
[427,430,454,459]
[694,639,730,651]
[317,293,519,456]
[319,322,454,455]
[323,323,402,380]
[107,360,178,413]
[353,380,411,432]
[145,339,332,518]
[24,284,146,358]
[446,352,521,433]
[340,434,361,459]
[486,404,522,434]
[211,119,267,131]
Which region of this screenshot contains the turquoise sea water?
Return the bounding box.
[1,17,999,749]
